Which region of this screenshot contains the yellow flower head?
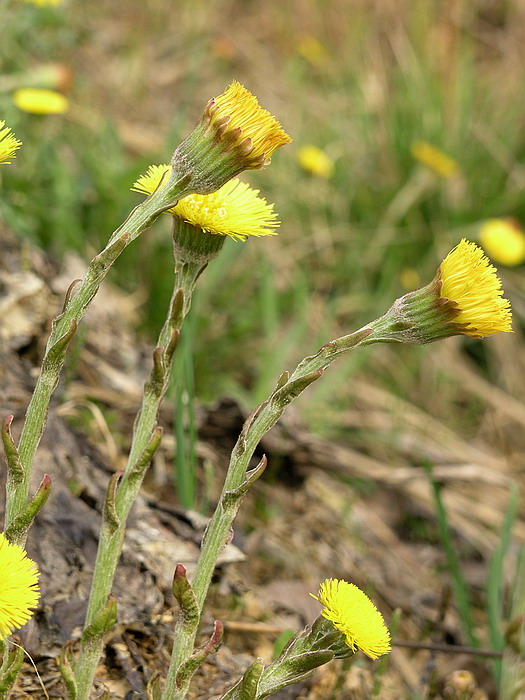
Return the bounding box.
[366,240,512,345]
[0,533,40,639]
[0,121,22,164]
[297,144,333,178]
[438,239,512,337]
[171,82,291,195]
[133,164,278,241]
[411,140,459,178]
[479,218,525,267]
[13,88,69,115]
[311,579,391,660]
[206,81,292,165]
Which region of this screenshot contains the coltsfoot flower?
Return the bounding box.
[171,81,291,194]
[208,81,291,164]
[297,144,333,178]
[366,239,512,345]
[0,121,22,164]
[13,88,69,114]
[232,578,391,698]
[439,239,512,337]
[479,218,525,267]
[411,140,459,178]
[133,165,278,241]
[0,533,40,639]
[311,578,391,660]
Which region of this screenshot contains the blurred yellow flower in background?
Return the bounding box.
[297,144,334,178]
[13,88,69,115]
[439,239,512,337]
[22,0,62,5]
[133,165,279,241]
[479,218,525,267]
[296,35,329,66]
[400,267,421,290]
[209,81,291,163]
[411,140,459,178]
[311,578,391,660]
[0,121,22,164]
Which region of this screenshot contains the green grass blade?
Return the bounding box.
[487,485,520,687]
[173,309,197,509]
[425,463,479,648]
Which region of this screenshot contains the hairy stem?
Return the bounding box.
[162,327,373,700]
[73,261,203,700]
[6,172,193,536]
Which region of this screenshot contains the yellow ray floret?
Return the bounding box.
[211,81,291,161]
[439,239,512,337]
[132,164,172,197]
[0,120,22,164]
[132,165,279,240]
[0,533,40,639]
[311,578,391,660]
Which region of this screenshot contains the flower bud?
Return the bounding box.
[171,81,291,194]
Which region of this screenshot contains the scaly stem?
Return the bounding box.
[194,327,374,606]
[6,172,193,534]
[162,327,373,700]
[73,261,203,700]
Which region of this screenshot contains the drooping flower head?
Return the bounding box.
[208,81,291,164]
[365,239,512,345]
[13,88,69,115]
[0,121,22,165]
[171,81,291,194]
[0,533,40,639]
[133,164,279,241]
[411,140,459,178]
[311,579,391,660]
[479,218,525,267]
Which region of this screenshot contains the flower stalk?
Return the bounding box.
[7,170,195,543]
[8,75,290,541]
[70,113,288,697]
[162,327,373,700]
[71,252,206,700]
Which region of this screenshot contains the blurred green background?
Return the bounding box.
[2,0,524,429]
